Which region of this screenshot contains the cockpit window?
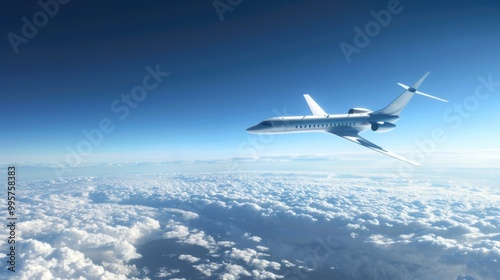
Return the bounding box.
[260,121,272,127]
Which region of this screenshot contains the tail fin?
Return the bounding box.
[372,72,445,116]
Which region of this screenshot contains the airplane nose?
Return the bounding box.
[246,125,260,133]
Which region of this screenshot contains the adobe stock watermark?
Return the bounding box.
[213,0,243,21]
[398,74,499,176]
[7,0,70,54]
[226,106,290,172]
[339,0,403,63]
[54,64,169,178]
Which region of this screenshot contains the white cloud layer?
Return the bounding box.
[1,172,498,279]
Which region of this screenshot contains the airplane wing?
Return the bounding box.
[303,94,327,116]
[328,130,420,166]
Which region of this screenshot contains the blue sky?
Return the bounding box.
[2,0,499,169]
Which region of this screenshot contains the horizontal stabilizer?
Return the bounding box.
[304,94,327,116]
[397,83,448,102]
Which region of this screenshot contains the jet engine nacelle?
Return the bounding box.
[371,122,396,133]
[348,107,372,114]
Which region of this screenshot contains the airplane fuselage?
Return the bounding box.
[246,113,399,134]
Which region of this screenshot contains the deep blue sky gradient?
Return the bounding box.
[1,0,499,167]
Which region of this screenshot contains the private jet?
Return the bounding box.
[246,72,447,166]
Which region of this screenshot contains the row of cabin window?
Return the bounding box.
[295,123,355,128]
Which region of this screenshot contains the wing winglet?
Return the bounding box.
[303,94,327,116]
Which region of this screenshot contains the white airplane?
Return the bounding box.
[246,72,448,166]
